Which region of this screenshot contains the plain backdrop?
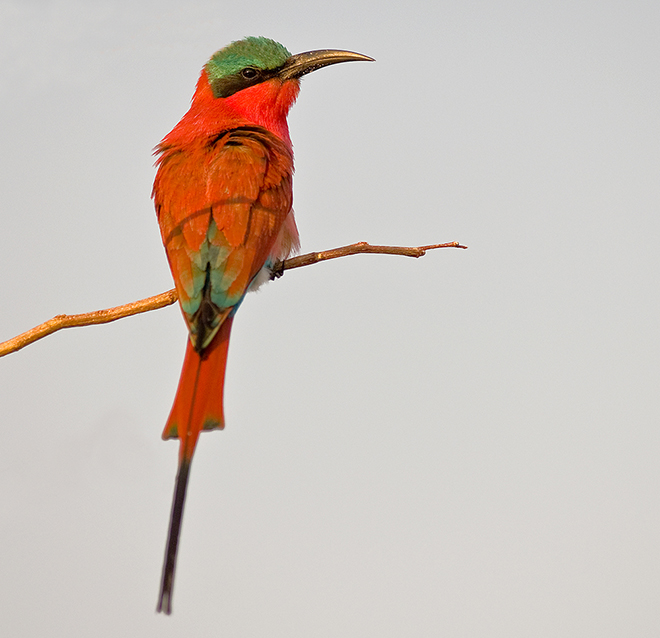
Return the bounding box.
[1,1,659,636]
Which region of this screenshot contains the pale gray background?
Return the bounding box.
[1,1,658,635]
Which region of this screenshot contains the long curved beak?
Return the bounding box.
[279,49,374,80]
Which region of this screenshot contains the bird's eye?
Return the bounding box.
[241,68,259,80]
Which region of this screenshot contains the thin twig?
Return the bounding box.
[0,240,466,357]
[270,241,467,276]
[0,290,179,357]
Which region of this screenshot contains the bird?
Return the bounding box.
[152,36,373,614]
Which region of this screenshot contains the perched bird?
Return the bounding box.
[152,36,372,614]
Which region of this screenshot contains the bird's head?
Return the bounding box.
[194,36,373,141]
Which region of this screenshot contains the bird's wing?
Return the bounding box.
[154,126,293,350]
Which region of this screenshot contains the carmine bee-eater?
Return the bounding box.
[153,36,372,614]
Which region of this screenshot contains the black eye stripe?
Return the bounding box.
[210,66,282,98]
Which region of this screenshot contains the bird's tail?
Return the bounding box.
[157,316,234,614]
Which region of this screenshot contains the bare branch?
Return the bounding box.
[270,241,467,277]
[0,240,466,358]
[0,290,179,357]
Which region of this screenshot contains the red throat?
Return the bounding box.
[224,78,300,145]
[177,70,300,147]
